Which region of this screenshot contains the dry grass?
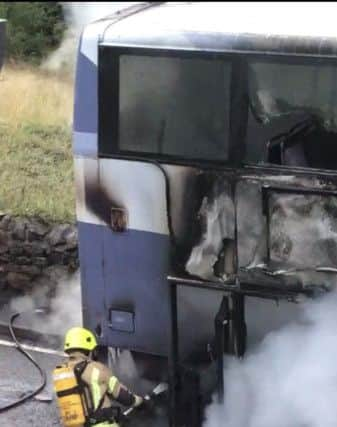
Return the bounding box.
[0,63,73,128]
[0,64,76,222]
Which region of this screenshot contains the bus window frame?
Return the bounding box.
[98,44,337,174]
[98,44,247,168]
[243,53,337,174]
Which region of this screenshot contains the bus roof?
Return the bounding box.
[96,2,337,58]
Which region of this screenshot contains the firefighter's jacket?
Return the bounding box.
[65,351,138,427]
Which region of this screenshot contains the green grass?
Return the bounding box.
[0,122,75,222]
[0,64,75,222]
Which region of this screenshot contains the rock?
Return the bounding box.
[64,227,78,250]
[0,215,13,231]
[27,218,50,241]
[24,241,50,257]
[16,256,32,265]
[0,230,9,245]
[53,244,68,253]
[0,230,9,254]
[0,274,7,291]
[32,257,48,267]
[0,215,78,289]
[48,251,64,265]
[0,245,8,255]
[5,264,41,277]
[0,268,9,291]
[9,244,24,256]
[7,272,32,290]
[12,220,27,241]
[0,254,10,263]
[46,224,74,247]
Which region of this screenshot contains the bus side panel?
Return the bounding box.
[97,159,171,355]
[102,228,170,356]
[74,45,97,134]
[77,221,106,338]
[77,220,171,356]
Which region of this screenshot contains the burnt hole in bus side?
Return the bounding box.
[268,123,337,170]
[246,60,337,171]
[168,170,216,275]
[182,174,236,281]
[165,164,337,290]
[213,238,236,278]
[163,165,237,281]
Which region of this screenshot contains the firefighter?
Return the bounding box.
[54,327,144,427]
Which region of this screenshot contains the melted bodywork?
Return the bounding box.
[76,156,337,292]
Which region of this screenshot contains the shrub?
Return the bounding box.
[0,2,66,64]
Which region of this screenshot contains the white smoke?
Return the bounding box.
[42,2,139,72]
[10,269,82,336]
[204,290,337,427]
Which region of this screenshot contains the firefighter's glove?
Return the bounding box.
[133,395,144,408]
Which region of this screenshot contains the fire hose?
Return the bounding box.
[123,382,168,418]
[0,311,47,413]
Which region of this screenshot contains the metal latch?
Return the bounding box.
[111,207,128,232]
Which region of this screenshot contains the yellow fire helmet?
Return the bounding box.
[64,327,98,353]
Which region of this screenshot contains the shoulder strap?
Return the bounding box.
[76,361,108,423]
[74,360,89,380]
[73,360,96,420]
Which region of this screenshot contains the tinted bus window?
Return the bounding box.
[245,59,337,170]
[99,49,232,162]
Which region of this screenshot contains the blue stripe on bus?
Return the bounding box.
[73,131,97,158]
[77,221,171,357]
[73,51,98,134]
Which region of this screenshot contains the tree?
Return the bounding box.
[0,2,66,64]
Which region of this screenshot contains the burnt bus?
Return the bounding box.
[73,3,337,426]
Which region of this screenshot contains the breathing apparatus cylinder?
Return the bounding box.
[53,364,87,427]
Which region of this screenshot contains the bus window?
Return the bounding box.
[100,51,231,162]
[245,60,337,170]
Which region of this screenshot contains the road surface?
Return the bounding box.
[0,343,62,426]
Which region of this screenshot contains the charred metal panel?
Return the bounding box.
[235,174,337,291]
[268,192,337,269]
[184,176,235,281]
[169,167,337,292]
[76,154,337,292]
[236,180,266,269]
